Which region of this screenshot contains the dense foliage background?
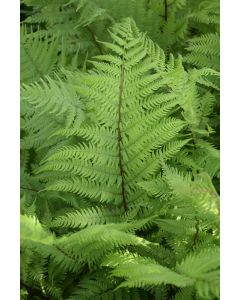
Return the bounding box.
[20,1,220,299]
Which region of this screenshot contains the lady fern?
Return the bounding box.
[38,19,189,212]
[20,2,220,299]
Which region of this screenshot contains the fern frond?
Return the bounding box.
[189,1,220,25]
[176,247,220,299]
[68,273,141,300]
[40,19,187,211]
[184,33,220,71]
[103,246,219,298]
[21,71,86,151]
[67,0,108,28]
[21,214,55,245]
[51,206,125,229]
[20,26,58,83]
[53,224,153,266]
[103,253,194,289]
[21,75,85,127]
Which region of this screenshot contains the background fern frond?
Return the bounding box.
[20,26,58,83]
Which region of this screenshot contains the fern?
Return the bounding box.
[20,3,220,298]
[39,19,188,212]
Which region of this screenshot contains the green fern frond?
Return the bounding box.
[21,214,55,245]
[68,273,141,300]
[176,247,220,299]
[185,33,220,71]
[163,164,220,215]
[53,224,153,266]
[20,26,58,83]
[103,252,194,289]
[21,75,85,127]
[189,0,220,25]
[21,71,86,152]
[103,246,219,297]
[51,206,126,229]
[40,19,187,210]
[67,0,108,28]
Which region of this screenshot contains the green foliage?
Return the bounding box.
[185,33,220,71]
[20,1,220,299]
[20,26,58,83]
